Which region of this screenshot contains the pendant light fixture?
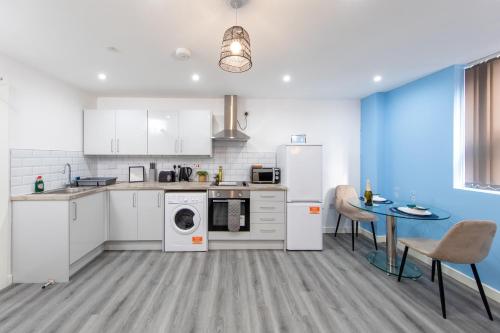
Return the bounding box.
[219,0,252,73]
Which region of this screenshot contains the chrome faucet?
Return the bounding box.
[63,163,72,186]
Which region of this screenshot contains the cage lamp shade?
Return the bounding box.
[219,26,252,73]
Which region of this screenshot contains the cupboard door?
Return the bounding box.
[148,110,179,155]
[84,109,115,155]
[178,110,212,156]
[109,191,138,240]
[138,191,164,240]
[69,192,105,264]
[115,110,148,155]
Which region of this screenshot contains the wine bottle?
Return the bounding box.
[364,179,373,206]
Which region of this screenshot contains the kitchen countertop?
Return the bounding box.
[11,181,287,201]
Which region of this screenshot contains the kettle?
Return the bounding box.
[179,167,193,182]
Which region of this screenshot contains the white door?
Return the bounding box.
[148,110,179,155]
[285,145,323,202]
[286,203,323,250]
[178,110,212,156]
[69,192,105,264]
[84,109,115,155]
[138,191,164,240]
[115,110,148,155]
[109,191,138,240]
[0,83,10,289]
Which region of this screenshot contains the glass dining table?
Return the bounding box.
[348,198,451,279]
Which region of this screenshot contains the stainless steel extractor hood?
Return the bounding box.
[212,95,250,141]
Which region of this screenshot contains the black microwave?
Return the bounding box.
[251,167,281,184]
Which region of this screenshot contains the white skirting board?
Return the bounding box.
[70,244,104,277]
[209,240,285,250]
[331,226,500,304]
[104,241,162,251]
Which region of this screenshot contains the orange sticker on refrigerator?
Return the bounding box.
[192,236,203,244]
[309,206,321,214]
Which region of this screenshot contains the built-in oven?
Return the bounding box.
[208,189,250,231]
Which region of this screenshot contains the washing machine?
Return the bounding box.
[164,192,207,252]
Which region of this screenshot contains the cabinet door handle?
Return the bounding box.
[180,138,183,153]
[259,217,276,222]
[111,139,114,153]
[117,139,120,153]
[259,206,276,210]
[133,193,136,207]
[260,195,276,198]
[175,139,178,153]
[73,202,77,221]
[157,193,161,208]
[260,229,276,233]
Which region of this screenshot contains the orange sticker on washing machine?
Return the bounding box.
[192,236,203,244]
[309,206,320,214]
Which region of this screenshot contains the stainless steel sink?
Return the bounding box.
[38,187,92,194]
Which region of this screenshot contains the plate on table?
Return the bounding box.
[397,206,432,216]
[373,195,387,203]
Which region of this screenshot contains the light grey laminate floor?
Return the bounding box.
[1,234,499,333]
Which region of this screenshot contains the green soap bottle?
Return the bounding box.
[34,176,45,193]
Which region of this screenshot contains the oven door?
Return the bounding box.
[208,198,250,231]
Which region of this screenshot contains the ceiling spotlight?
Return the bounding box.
[192,73,200,82]
[98,73,107,81]
[283,75,291,83]
[373,75,382,82]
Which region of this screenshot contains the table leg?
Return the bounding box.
[386,215,397,267]
[365,214,422,279]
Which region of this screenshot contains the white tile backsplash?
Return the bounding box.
[93,141,276,182]
[10,149,96,195]
[9,142,275,195]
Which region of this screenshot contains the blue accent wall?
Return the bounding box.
[361,65,500,291]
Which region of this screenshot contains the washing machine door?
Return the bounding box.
[171,205,201,235]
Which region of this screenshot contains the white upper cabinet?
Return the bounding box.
[147,109,212,156]
[178,110,212,156]
[84,109,147,155]
[84,110,115,155]
[115,110,148,155]
[84,109,212,156]
[148,110,179,155]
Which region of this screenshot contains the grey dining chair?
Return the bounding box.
[334,185,378,251]
[397,220,497,320]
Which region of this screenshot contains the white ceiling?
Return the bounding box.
[1,0,500,99]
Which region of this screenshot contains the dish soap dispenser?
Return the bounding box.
[34,176,45,193]
[364,179,373,206]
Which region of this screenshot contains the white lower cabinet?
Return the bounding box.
[250,191,286,241]
[109,190,164,241]
[138,191,164,240]
[69,192,106,264]
[12,192,105,283]
[110,191,138,240]
[251,223,285,240]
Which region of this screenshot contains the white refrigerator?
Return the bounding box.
[277,144,323,250]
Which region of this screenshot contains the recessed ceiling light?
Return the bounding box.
[97,73,107,81]
[373,75,382,82]
[192,73,200,82]
[283,74,291,83]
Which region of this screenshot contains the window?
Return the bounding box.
[463,57,500,190]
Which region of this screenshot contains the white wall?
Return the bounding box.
[0,82,10,289]
[0,53,96,290]
[0,53,96,151]
[97,97,361,229]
